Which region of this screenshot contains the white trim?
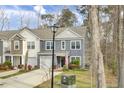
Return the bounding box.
[40,37,84,41]
[9,33,25,40]
[56,28,82,38]
[70,40,81,50]
[19,28,41,40]
[14,40,20,50]
[70,56,81,65]
[45,41,55,50]
[61,40,66,50]
[83,38,85,68]
[66,28,82,37]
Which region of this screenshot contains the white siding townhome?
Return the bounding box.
[0,27,86,69]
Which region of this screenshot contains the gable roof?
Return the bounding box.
[0,26,87,40]
[0,30,18,40]
[33,26,86,39]
[9,33,25,40]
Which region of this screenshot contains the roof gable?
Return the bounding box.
[19,28,40,39]
[56,28,82,39]
[10,34,25,40]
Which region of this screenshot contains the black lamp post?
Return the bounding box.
[50,24,58,88]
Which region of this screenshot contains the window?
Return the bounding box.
[61,41,66,50]
[14,40,20,50]
[5,56,11,62]
[27,42,35,49]
[45,41,54,50]
[70,56,81,63]
[70,40,81,50]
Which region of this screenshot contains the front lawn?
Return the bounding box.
[35,69,117,88]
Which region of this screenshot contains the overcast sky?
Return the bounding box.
[0,5,83,30]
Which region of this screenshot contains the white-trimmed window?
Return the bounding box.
[14,40,20,50]
[45,41,54,50]
[27,41,35,49]
[70,56,81,63]
[70,40,81,50]
[61,41,66,50]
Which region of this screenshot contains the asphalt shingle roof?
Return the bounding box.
[0,26,87,40]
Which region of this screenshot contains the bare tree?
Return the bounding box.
[18,10,31,29]
[117,5,124,88]
[90,5,106,88]
[0,8,9,31]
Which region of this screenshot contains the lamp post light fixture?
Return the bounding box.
[50,24,59,88]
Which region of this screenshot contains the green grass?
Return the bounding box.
[35,69,117,88]
[35,69,96,88]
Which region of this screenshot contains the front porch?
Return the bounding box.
[4,55,23,67]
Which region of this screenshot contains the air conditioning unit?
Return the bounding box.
[61,74,76,85]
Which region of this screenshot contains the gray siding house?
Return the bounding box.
[0,27,86,69]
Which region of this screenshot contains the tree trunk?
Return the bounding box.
[118,5,124,88]
[90,5,106,88]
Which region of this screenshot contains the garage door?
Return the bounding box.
[28,57,37,67]
[40,56,52,69]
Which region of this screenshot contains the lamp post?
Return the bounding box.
[50,24,58,88]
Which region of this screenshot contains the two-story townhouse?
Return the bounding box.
[0,27,86,69]
[0,27,40,67]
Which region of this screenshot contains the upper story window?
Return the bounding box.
[70,40,81,50]
[27,41,35,49]
[45,41,53,50]
[14,40,20,50]
[61,41,66,50]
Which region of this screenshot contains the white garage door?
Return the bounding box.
[28,57,37,67]
[40,56,52,69]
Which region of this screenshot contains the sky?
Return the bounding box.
[0,5,83,30]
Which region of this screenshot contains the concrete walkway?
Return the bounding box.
[0,69,20,77]
[0,69,62,88]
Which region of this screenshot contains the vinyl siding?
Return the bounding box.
[39,39,85,67]
[11,35,23,54]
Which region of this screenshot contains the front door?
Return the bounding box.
[57,56,65,67]
[13,56,21,66]
[61,57,65,67]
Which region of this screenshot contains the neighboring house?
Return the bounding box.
[0,27,86,69]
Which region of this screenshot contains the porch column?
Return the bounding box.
[11,56,13,66]
[3,55,5,63]
[21,55,25,65]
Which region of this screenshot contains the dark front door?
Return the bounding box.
[61,57,65,67]
[57,56,65,67]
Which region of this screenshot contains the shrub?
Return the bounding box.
[34,65,39,69]
[18,64,24,69]
[3,61,12,68]
[85,63,90,69]
[71,59,80,65]
[0,65,9,70]
[69,64,79,69]
[69,59,80,69]
[28,65,32,70]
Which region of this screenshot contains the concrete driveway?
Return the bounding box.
[0,69,62,88]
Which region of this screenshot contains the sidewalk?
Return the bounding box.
[0,69,62,88]
[0,69,20,77]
